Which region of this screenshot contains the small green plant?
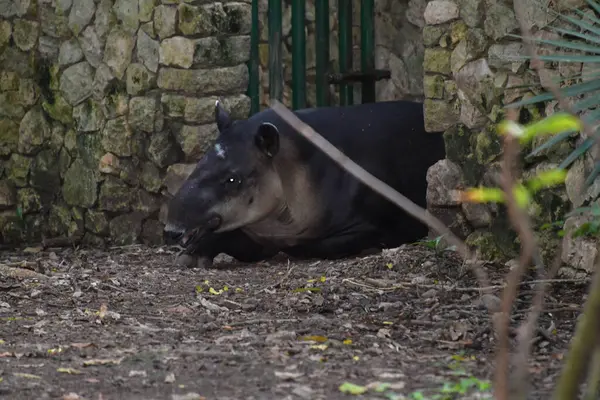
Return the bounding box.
[415,235,457,255]
[564,202,600,238]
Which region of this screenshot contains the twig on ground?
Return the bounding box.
[269,100,491,296]
[342,276,583,294]
[227,318,299,327]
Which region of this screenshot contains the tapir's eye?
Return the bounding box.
[224,175,242,190]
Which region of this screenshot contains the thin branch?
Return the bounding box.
[493,108,542,400]
[269,100,492,297]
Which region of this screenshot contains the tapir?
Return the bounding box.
[163,99,446,268]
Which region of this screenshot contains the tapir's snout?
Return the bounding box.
[163,224,186,246]
[163,215,223,247]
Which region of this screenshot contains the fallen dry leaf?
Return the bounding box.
[71,342,95,349]
[83,357,123,367]
[274,370,304,380]
[13,372,42,380]
[98,303,108,320]
[57,367,83,375]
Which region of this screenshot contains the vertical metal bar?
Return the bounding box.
[247,0,260,115]
[315,0,330,107]
[291,0,306,109]
[338,0,353,106]
[360,0,375,103]
[268,0,283,103]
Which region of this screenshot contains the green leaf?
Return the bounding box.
[525,168,568,192]
[583,161,600,188]
[526,130,574,160]
[519,113,583,143]
[549,26,600,47]
[586,0,600,17]
[571,92,600,113]
[558,137,595,169]
[555,9,600,38]
[339,382,368,395]
[508,33,600,55]
[506,79,600,108]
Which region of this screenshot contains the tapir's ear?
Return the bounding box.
[215,100,232,132]
[254,122,280,158]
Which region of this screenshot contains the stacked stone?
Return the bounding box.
[0,0,253,247]
[255,0,428,110]
[422,0,598,275]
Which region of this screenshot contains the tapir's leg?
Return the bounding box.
[285,222,382,260]
[178,229,278,268]
[215,229,280,263]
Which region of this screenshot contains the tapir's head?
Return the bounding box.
[163,101,284,248]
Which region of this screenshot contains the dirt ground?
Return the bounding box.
[0,242,590,400]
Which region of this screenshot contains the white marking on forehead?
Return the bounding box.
[215,100,220,107]
[214,143,226,159]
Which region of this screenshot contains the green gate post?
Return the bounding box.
[338,0,353,106]
[315,0,330,107]
[360,0,375,103]
[248,0,260,115]
[291,0,306,109]
[268,0,283,103]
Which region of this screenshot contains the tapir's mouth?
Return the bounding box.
[180,215,222,247]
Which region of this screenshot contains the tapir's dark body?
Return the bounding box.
[164,100,445,267]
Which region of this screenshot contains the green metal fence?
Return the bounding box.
[246,0,391,116]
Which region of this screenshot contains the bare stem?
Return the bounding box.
[493,108,543,400]
[553,258,600,400]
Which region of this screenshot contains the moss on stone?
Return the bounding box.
[450,21,468,45]
[85,209,109,235]
[6,154,32,187]
[443,124,472,164]
[461,154,485,187]
[1,214,25,244]
[62,158,98,208]
[42,94,73,124]
[98,176,132,212]
[63,129,77,154]
[76,133,104,169]
[69,207,85,237]
[472,125,502,165]
[465,230,505,262]
[0,71,19,91]
[423,26,445,47]
[0,118,19,156]
[423,48,452,75]
[17,188,42,214]
[424,75,445,99]
[48,203,72,236]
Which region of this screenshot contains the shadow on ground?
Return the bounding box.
[0,243,588,399]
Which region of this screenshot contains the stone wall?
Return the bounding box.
[421,0,599,276]
[256,0,427,109]
[0,0,253,247]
